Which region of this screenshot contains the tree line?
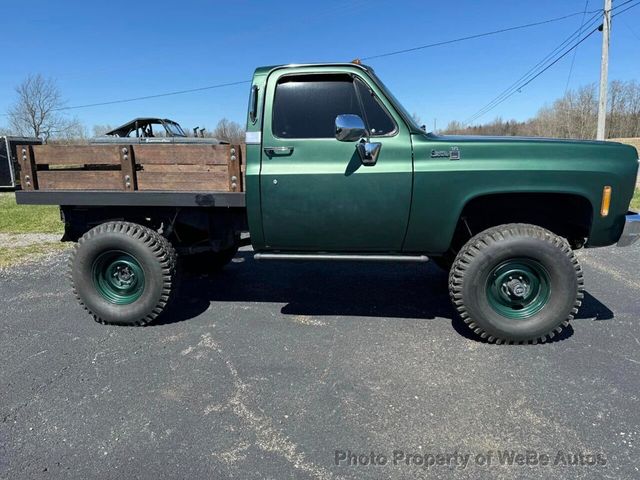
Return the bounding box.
[443,80,640,139]
[1,74,245,144]
[3,74,639,142]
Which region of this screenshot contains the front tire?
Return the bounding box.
[449,224,584,344]
[70,221,177,326]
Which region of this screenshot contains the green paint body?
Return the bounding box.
[244,64,639,254]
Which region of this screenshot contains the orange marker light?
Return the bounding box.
[600,186,612,217]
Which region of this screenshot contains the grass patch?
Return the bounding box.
[631,188,640,211]
[0,192,63,234]
[0,242,69,269]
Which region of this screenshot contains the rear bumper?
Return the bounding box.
[617,212,640,247]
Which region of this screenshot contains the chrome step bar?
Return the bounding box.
[254,253,429,263]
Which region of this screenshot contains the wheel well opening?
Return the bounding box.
[450,193,593,251]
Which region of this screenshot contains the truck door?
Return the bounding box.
[259,69,413,251]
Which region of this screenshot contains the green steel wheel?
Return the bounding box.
[70,221,177,326]
[91,251,145,305]
[449,223,584,344]
[485,258,551,319]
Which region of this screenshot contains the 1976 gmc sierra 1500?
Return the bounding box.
[15,62,640,344]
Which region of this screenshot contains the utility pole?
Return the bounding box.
[596,0,612,140]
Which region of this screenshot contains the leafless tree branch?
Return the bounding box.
[8,74,86,141]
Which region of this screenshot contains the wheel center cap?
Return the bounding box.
[487,259,551,320]
[503,278,529,299]
[113,265,134,285]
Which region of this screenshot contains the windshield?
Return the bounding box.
[368,71,423,133]
[165,122,186,137]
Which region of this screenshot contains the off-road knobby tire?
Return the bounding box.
[448,223,584,344]
[69,221,177,326]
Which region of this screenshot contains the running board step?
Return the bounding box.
[254,253,429,263]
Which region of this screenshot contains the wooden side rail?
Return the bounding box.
[17,143,244,192]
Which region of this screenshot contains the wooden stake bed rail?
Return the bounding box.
[17,143,244,193]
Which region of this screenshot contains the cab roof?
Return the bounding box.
[253,62,374,77]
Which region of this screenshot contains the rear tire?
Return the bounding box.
[69,221,177,326]
[449,223,584,344]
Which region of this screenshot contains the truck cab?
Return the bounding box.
[244,63,638,256]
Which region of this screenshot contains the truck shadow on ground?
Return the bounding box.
[158,251,614,343]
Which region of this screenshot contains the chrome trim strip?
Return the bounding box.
[254,253,429,262]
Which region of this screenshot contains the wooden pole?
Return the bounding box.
[596,0,612,140]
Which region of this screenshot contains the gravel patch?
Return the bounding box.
[0,233,62,247]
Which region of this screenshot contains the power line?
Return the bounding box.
[612,0,640,16]
[464,12,602,125]
[48,10,608,113]
[3,4,639,119]
[564,0,591,94]
[462,0,640,125]
[611,0,639,13]
[361,9,600,60]
[0,79,252,117]
[55,79,252,111]
[464,12,601,123]
[465,28,600,125]
[462,0,640,124]
[45,9,607,114]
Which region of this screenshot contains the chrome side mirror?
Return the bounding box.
[335,114,367,142]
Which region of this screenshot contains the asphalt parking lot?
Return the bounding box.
[1,245,639,479]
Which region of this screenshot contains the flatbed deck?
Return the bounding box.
[15,190,246,207]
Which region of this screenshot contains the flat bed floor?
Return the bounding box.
[15,190,246,208]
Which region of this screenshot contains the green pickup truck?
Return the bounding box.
[16,62,640,344]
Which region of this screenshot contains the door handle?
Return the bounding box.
[264,146,294,156]
[356,141,382,166]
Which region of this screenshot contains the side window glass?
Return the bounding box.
[272,75,360,138]
[249,85,259,123]
[355,78,396,136]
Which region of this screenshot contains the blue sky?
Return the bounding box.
[0,0,638,133]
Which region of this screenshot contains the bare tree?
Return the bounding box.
[212,118,245,144]
[444,80,640,140]
[92,124,115,137]
[8,74,85,141]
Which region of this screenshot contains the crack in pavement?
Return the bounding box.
[188,333,340,480]
[1,328,114,434]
